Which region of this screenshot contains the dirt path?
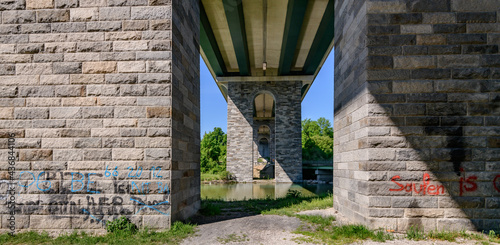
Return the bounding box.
[183,208,497,245]
[182,214,314,245]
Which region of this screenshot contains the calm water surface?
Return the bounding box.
[201,182,332,200]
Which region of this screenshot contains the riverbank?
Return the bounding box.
[201,172,235,184]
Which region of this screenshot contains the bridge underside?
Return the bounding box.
[200,0,334,182]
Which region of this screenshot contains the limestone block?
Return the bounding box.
[36,9,70,22]
[79,0,107,7]
[0,108,14,119]
[113,106,145,118]
[113,41,148,51]
[112,148,144,160]
[131,6,171,20]
[55,85,86,97]
[30,216,71,229]
[82,62,117,74]
[16,63,52,75]
[26,0,54,9]
[70,8,98,21]
[123,20,149,30]
[117,61,146,73]
[86,21,122,32]
[14,108,49,119]
[55,0,78,8]
[78,42,112,52]
[99,7,131,21]
[2,11,36,24]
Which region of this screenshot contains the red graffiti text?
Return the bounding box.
[389,173,445,196]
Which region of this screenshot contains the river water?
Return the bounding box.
[200,182,332,200]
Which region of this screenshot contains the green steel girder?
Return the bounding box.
[223,0,251,76]
[302,0,334,75]
[200,2,227,76]
[279,0,309,75]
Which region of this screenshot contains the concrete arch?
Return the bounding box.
[250,88,279,104]
[253,91,276,118]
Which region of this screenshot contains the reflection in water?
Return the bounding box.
[201,182,332,201]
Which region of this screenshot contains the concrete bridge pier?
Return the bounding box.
[0,0,200,232]
[334,0,500,232]
[226,81,303,183]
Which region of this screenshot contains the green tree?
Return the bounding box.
[200,127,227,173]
[302,118,333,161]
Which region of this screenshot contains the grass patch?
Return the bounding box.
[201,171,231,182]
[406,225,426,240]
[295,223,394,245]
[407,227,500,244]
[295,215,336,226]
[426,229,482,242]
[0,221,195,245]
[106,216,137,234]
[488,230,500,244]
[200,201,222,216]
[261,192,333,216]
[216,233,249,244]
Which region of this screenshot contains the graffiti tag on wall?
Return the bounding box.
[390,170,500,196]
[9,165,171,225]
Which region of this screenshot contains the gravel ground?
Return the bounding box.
[181,214,315,245]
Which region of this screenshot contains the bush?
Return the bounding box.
[106,216,138,234]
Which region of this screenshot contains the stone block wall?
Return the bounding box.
[227,81,302,183]
[334,0,500,231]
[170,0,200,222]
[0,0,199,233]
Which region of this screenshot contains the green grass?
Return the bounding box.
[406,227,500,244]
[295,222,394,245]
[295,214,336,226]
[261,192,333,216]
[406,225,426,240]
[200,171,231,182]
[488,230,500,244]
[0,221,196,245]
[199,201,222,216]
[216,233,249,244]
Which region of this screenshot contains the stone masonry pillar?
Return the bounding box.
[0,0,199,232]
[334,0,500,231]
[226,81,302,183]
[227,82,254,182]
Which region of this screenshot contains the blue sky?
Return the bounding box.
[200,50,334,135]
